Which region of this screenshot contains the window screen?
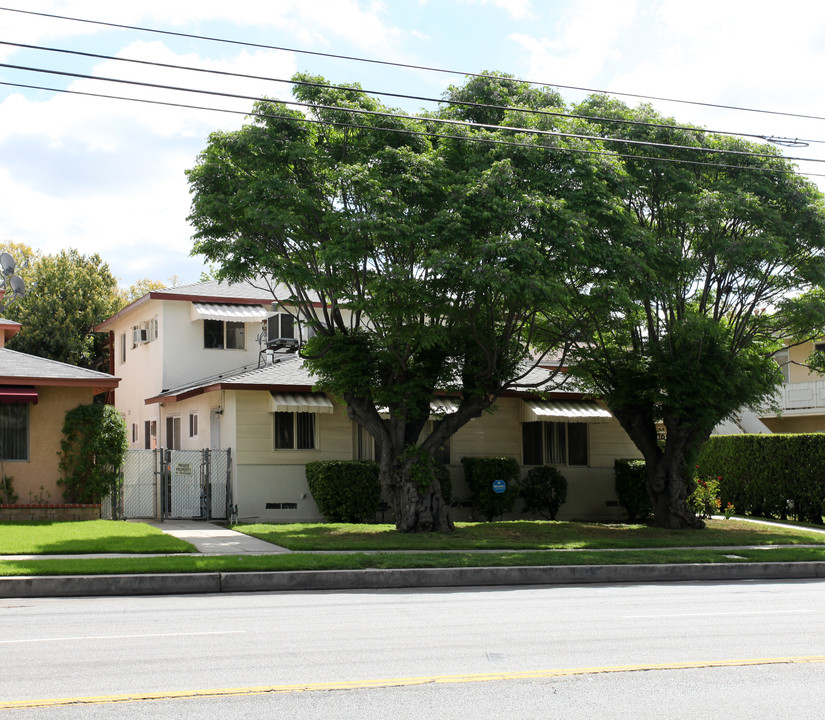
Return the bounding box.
[0,404,28,460]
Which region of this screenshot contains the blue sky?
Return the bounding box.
[2,0,825,288]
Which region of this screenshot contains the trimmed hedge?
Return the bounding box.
[461,456,520,521]
[521,465,568,520]
[697,434,825,524]
[305,460,381,523]
[614,458,652,522]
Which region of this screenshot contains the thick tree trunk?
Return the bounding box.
[647,451,704,530]
[389,468,454,533]
[611,407,705,530]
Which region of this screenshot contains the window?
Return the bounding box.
[166,416,181,450]
[522,421,588,466]
[353,423,375,460]
[774,348,790,383]
[189,413,199,438]
[119,333,126,365]
[0,404,28,460]
[131,423,138,443]
[144,420,157,449]
[204,319,245,349]
[274,412,315,450]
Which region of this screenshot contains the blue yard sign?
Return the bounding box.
[492,479,506,494]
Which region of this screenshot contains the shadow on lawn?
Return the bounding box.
[233,519,825,552]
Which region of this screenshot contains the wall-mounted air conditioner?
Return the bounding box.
[267,313,299,350]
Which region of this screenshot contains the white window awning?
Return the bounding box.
[522,399,612,423]
[270,392,334,414]
[377,399,460,419]
[191,303,269,322]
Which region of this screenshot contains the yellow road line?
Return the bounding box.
[4,655,825,709]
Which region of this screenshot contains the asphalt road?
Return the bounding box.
[3,579,825,718]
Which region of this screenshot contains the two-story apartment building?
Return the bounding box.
[96,278,641,524]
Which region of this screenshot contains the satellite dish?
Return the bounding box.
[8,275,25,298]
[0,253,14,276]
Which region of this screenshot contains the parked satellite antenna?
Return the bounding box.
[0,253,25,300]
[8,275,25,298]
[0,253,15,275]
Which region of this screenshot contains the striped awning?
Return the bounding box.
[191,303,269,322]
[270,392,334,414]
[0,385,38,405]
[522,399,612,423]
[377,399,460,419]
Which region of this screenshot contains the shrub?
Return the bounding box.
[521,465,568,520]
[305,460,381,523]
[614,458,652,522]
[461,456,520,521]
[58,404,128,503]
[433,462,452,505]
[688,477,722,519]
[0,475,17,504]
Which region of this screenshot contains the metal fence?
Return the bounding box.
[102,448,231,521]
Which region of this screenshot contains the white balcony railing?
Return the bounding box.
[765,380,825,414]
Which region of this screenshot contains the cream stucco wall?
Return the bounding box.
[761,415,825,434]
[228,392,640,524]
[7,386,100,502]
[786,341,822,384]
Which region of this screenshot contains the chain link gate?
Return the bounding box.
[103,448,231,521]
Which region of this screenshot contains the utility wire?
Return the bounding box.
[3,79,822,180]
[2,39,822,149]
[2,5,824,124]
[2,61,822,167]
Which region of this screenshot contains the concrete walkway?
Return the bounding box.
[137,519,291,555]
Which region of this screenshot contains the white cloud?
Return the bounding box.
[0,38,298,286]
[459,0,535,20]
[509,0,638,87]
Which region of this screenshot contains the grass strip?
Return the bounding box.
[0,520,195,554]
[1,546,824,576]
[233,519,825,551]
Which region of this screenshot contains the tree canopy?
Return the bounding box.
[2,248,120,369]
[187,72,623,532]
[558,96,825,528]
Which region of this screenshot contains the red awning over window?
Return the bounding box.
[0,386,38,405]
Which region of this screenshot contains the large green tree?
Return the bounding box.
[187,73,622,532]
[560,97,825,529]
[3,248,120,369]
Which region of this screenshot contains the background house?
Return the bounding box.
[97,279,642,523]
[715,340,825,435]
[0,316,120,503]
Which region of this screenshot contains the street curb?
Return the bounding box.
[0,573,221,598]
[3,562,825,597]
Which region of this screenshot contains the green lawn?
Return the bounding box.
[0,518,823,577]
[0,520,195,555]
[233,518,825,551]
[1,545,824,577]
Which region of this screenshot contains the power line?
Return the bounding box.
[3,79,822,181]
[2,5,824,124]
[3,39,823,149]
[3,60,822,168]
